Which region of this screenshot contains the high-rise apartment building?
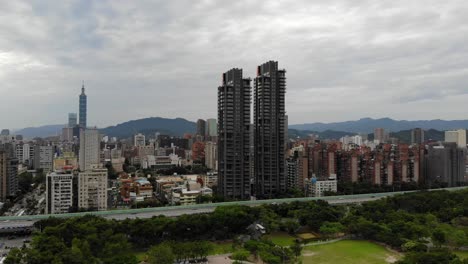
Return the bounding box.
[79,128,101,171]
[79,84,87,128]
[426,143,466,187]
[217,68,251,199]
[46,172,74,214]
[196,119,206,138]
[34,145,54,173]
[78,168,108,211]
[16,143,34,166]
[134,133,146,147]
[68,113,78,128]
[444,129,467,148]
[0,144,18,202]
[254,61,287,197]
[411,128,425,144]
[206,118,217,137]
[204,141,217,170]
[374,128,387,143]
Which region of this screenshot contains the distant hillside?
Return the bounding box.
[290,117,468,133]
[100,117,196,138]
[288,129,354,140]
[14,124,64,139]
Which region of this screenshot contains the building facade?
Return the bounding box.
[425,143,466,187]
[134,133,146,147]
[46,172,74,214]
[34,145,54,173]
[254,61,287,197]
[411,128,425,144]
[78,169,108,211]
[217,68,251,199]
[79,84,87,128]
[204,141,218,170]
[68,113,78,127]
[79,128,101,171]
[206,118,217,138]
[0,144,18,201]
[445,129,467,148]
[196,119,206,138]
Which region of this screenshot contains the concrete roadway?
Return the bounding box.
[0,186,466,229]
[0,195,402,228]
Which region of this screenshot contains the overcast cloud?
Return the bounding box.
[1,0,468,129]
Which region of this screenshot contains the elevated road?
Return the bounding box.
[0,186,466,229]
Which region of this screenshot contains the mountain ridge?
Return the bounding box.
[290,117,468,133]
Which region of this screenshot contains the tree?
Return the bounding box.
[232,249,250,263]
[148,243,175,264]
[319,222,345,238]
[105,162,117,179]
[33,170,46,185]
[291,240,303,258]
[432,229,446,247]
[4,248,24,264]
[282,219,300,234]
[18,172,33,193]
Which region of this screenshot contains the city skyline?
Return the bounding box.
[2,1,468,128]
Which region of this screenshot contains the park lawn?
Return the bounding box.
[134,250,147,262]
[210,241,234,255]
[302,240,401,264]
[264,232,297,247]
[455,251,468,259]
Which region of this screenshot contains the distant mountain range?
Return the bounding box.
[14,124,65,139]
[100,117,196,138]
[13,117,465,140]
[289,118,468,133]
[14,117,196,139]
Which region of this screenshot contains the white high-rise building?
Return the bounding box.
[78,168,108,211]
[134,133,146,147]
[445,129,467,148]
[46,172,74,214]
[204,141,218,170]
[16,143,33,165]
[79,129,101,171]
[34,145,54,173]
[206,118,217,137]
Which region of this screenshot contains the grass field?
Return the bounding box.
[134,250,147,262]
[210,241,234,255]
[302,240,401,264]
[264,232,297,247]
[455,251,468,259]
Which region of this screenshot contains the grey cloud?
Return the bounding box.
[1,0,468,129]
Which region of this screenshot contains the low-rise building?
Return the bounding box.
[54,152,78,171]
[305,175,337,197]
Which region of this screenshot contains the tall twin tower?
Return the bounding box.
[218,61,286,199]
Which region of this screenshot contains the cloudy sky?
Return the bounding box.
[1,0,468,129]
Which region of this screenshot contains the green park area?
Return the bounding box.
[264,232,297,247]
[455,250,468,259]
[302,240,401,264]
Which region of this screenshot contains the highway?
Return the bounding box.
[0,186,466,229]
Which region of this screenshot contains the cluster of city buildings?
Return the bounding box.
[283,128,467,196]
[1,61,468,213]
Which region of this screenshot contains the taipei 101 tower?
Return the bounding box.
[79,82,87,128]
